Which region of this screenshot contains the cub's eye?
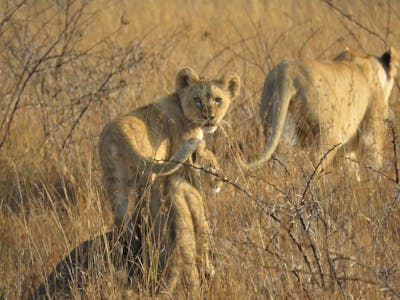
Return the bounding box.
[194,97,202,106]
[215,97,222,104]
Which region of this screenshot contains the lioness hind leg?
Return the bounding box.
[359,103,387,177]
[344,150,362,182]
[316,133,342,174]
[349,117,386,181]
[360,127,385,172]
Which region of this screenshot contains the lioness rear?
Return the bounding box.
[243,48,399,178]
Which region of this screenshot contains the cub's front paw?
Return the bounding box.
[206,164,224,194]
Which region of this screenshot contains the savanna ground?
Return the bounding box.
[1,0,400,299]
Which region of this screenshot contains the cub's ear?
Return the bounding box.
[176,67,200,90]
[382,47,400,77]
[219,72,241,98]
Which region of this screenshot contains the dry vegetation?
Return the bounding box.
[1,0,400,299]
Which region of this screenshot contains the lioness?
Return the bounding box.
[99,67,240,226]
[242,48,399,177]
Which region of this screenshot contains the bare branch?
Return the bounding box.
[302,143,342,200]
[322,0,387,47]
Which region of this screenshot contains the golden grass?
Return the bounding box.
[1,0,400,298]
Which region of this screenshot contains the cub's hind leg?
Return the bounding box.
[149,178,199,297]
[100,147,142,227]
[168,177,215,280]
[167,178,200,297]
[101,143,153,227]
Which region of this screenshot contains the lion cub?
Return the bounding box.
[146,175,215,297]
[31,176,214,298]
[99,67,240,226]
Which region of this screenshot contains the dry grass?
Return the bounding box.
[1,0,400,298]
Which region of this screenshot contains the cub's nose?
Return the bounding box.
[202,113,215,120]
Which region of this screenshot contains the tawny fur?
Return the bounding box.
[185,139,225,195]
[31,177,213,299]
[243,48,399,177]
[145,176,214,298]
[99,67,240,226]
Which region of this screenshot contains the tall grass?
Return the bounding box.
[1,0,400,298]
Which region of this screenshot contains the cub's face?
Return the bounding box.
[176,68,240,133]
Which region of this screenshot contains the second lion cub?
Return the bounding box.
[99,67,240,226]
